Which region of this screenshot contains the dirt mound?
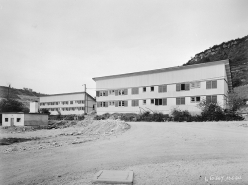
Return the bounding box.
[0,119,131,153]
[81,119,130,135]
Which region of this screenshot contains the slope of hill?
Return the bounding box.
[185,35,248,87]
[0,86,47,108]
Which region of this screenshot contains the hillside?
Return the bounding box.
[0,86,46,108]
[185,35,248,88]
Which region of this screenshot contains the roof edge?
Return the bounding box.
[92,59,229,81]
[39,91,95,100]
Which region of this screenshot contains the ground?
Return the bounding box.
[0,120,248,185]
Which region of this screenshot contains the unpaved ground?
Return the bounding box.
[1,121,248,185]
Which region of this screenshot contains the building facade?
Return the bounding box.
[2,112,48,127]
[39,92,96,115]
[93,60,232,115]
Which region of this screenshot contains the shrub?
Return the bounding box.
[198,100,244,121]
[138,111,153,122]
[152,112,169,122]
[40,108,50,115]
[0,98,28,112]
[120,113,139,121]
[171,108,192,122]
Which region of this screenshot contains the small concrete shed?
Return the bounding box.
[2,112,48,127]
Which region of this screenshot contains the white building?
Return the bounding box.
[39,92,96,115]
[2,112,48,127]
[93,60,232,115]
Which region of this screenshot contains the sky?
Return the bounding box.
[0,0,248,97]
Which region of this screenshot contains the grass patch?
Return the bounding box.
[0,137,40,145]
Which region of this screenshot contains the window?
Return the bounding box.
[155,98,167,106]
[5,118,8,122]
[75,100,84,104]
[116,101,128,107]
[119,89,124,95]
[143,100,146,105]
[158,85,167,93]
[132,100,139,107]
[151,86,154,91]
[98,91,108,96]
[151,99,154,104]
[206,80,217,89]
[143,87,146,92]
[62,101,68,105]
[97,101,108,107]
[132,88,139,94]
[16,118,21,122]
[109,101,115,106]
[176,97,185,105]
[206,95,217,104]
[190,81,201,89]
[176,83,190,91]
[70,101,73,104]
[109,90,115,95]
[115,89,128,96]
[191,96,201,103]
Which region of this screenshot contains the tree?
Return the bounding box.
[39,108,50,115]
[0,98,28,112]
[197,100,225,121]
[227,92,246,112]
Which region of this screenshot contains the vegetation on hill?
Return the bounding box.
[0,99,29,113]
[0,86,46,110]
[184,35,248,87]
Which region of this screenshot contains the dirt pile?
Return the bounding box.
[0,119,131,153]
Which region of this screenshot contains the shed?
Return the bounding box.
[2,112,48,127]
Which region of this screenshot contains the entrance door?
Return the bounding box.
[11,118,14,126]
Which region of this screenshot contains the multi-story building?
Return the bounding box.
[93,60,232,115]
[39,92,96,115]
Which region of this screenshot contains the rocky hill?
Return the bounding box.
[0,86,46,109]
[185,35,248,88]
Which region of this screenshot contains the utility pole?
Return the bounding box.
[83,84,87,114]
[7,84,11,99]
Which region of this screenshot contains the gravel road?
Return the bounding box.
[1,121,248,185]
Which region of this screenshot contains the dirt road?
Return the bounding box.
[1,121,248,185]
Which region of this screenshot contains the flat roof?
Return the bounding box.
[92,60,230,81]
[39,91,95,100]
[1,112,48,115]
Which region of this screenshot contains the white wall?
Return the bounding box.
[96,63,226,89]
[95,61,228,115]
[40,93,95,115]
[2,114,24,126]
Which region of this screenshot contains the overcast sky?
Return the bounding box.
[0,0,247,96]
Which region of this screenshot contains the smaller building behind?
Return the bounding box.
[2,112,48,127]
[39,92,96,115]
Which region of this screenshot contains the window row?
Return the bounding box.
[96,80,217,97]
[40,100,84,106]
[4,118,21,122]
[97,95,217,107]
[46,107,85,111]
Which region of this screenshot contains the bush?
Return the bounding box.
[198,100,244,121]
[0,98,29,113]
[136,111,169,122]
[120,113,139,121]
[93,113,111,120]
[40,108,50,115]
[171,108,192,122]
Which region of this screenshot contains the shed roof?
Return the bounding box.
[1,112,48,115]
[39,91,95,100]
[93,60,230,81]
